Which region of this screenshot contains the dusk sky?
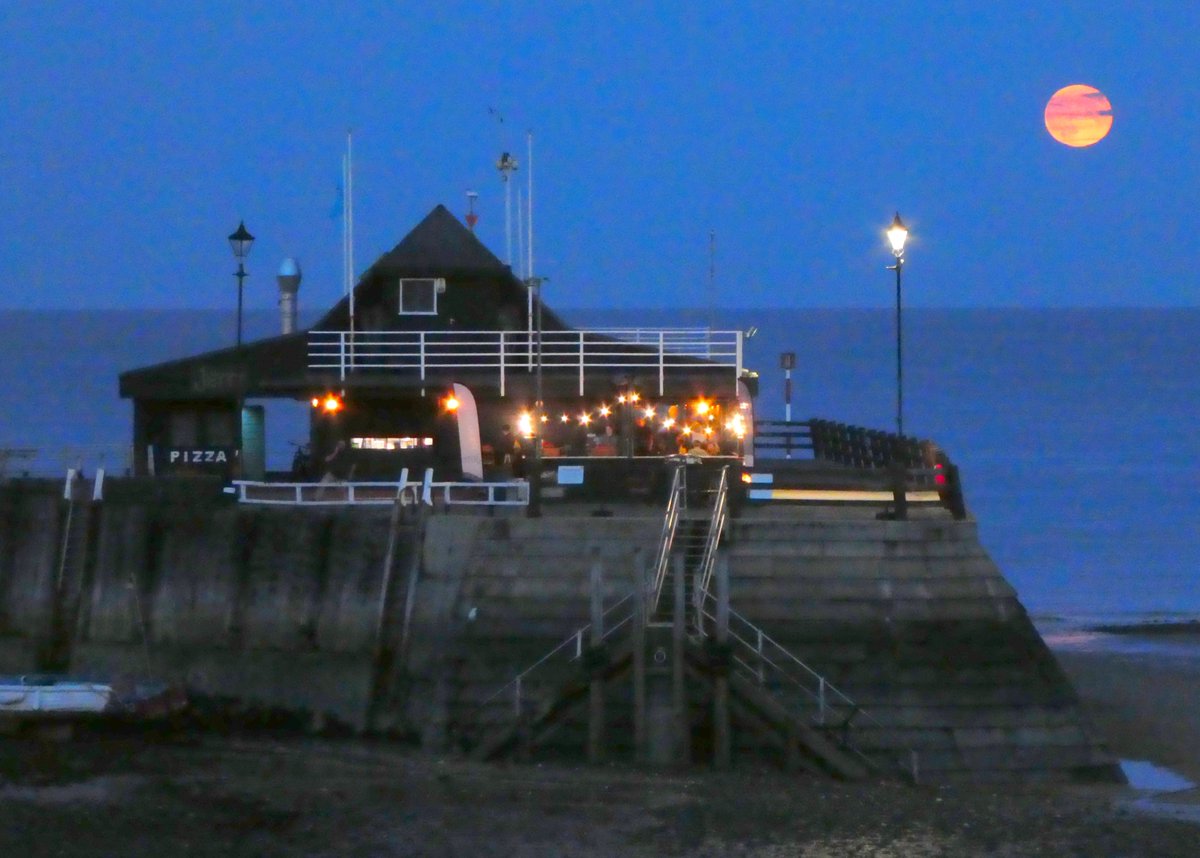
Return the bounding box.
[1,2,1196,311]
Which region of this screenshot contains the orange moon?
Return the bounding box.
[1044,84,1113,147]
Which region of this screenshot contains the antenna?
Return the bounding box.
[527,130,534,281]
[496,152,518,266]
[347,131,355,338]
[708,230,716,331]
[516,186,526,280]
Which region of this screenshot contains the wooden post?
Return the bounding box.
[632,549,647,762]
[672,554,689,764]
[713,554,731,770]
[588,552,605,763]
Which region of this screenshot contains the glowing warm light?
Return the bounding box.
[703,426,713,436]
[886,213,908,256]
[741,473,752,484]
[561,413,570,423]
[617,394,627,404]
[662,417,676,430]
[629,392,640,403]
[322,394,343,414]
[730,413,747,439]
[580,413,592,425]
[643,406,656,419]
[443,394,460,412]
[517,412,534,438]
[310,397,320,408]
[1044,84,1113,148]
[693,399,711,416]
[599,405,611,417]
[540,414,548,423]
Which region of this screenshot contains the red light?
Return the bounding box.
[322,394,343,414]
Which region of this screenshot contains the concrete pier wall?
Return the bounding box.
[0,478,1111,781]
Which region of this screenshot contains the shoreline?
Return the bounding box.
[1049,630,1200,786]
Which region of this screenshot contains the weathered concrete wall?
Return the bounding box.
[395,513,659,747]
[0,478,1112,781]
[725,507,1113,782]
[0,483,63,670]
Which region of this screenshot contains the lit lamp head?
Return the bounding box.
[228,221,255,261]
[886,212,908,259]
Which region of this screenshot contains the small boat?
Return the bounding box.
[0,675,186,723]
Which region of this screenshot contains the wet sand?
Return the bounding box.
[0,631,1196,856]
[1053,634,1200,784]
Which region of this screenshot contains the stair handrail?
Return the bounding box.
[693,600,916,778]
[649,463,686,614]
[479,590,638,716]
[693,466,729,609]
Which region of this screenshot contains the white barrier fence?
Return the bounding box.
[307,327,744,395]
[230,467,529,508]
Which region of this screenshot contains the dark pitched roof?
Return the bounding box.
[315,203,571,332]
[365,204,509,277]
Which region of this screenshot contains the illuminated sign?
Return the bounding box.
[350,437,433,451]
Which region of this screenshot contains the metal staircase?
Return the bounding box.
[468,462,912,780]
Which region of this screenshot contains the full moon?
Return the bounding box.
[1044,84,1113,147]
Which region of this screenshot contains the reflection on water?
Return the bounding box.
[1121,760,1194,792]
[1120,760,1200,826]
[1036,615,1200,660]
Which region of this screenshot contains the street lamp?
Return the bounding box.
[885,212,908,438]
[526,276,545,518]
[228,221,255,347]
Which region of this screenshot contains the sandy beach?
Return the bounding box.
[1052,628,1200,785]
[0,630,1196,856]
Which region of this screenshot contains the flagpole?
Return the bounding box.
[527,130,534,282]
[347,131,355,345]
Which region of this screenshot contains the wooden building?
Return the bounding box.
[120,205,754,484]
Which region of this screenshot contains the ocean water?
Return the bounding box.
[1,308,1197,622]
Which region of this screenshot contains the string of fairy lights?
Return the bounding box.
[312,389,749,444]
[484,392,748,442]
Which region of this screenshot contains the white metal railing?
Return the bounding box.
[650,465,686,615]
[480,591,638,717]
[230,476,529,507]
[693,466,729,606]
[690,600,916,778]
[307,328,743,395]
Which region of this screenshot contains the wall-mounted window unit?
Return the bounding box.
[398,278,443,315]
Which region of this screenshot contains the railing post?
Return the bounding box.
[713,553,731,770]
[339,332,346,382]
[658,331,665,396]
[818,677,826,726]
[588,553,605,763]
[632,550,647,762]
[577,331,585,396]
[734,330,743,395]
[499,331,506,397]
[419,332,426,385]
[672,554,689,764]
[756,628,765,686]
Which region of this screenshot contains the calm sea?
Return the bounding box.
[1,308,1196,624]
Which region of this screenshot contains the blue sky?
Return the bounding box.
[1,1,1196,311]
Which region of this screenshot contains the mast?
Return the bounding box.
[497,152,518,267]
[527,130,534,282]
[343,131,356,346]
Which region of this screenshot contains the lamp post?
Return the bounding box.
[526,276,545,518]
[228,221,255,347]
[885,213,909,438]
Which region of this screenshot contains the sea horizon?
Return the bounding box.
[0,307,1196,622]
